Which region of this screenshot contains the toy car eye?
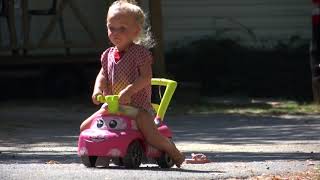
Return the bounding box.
[104,118,127,130]
[97,119,104,128]
[109,120,117,129]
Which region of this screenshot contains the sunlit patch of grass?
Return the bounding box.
[170,98,320,116]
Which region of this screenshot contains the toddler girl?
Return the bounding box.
[80,0,185,167]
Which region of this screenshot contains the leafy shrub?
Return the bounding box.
[165,36,312,100]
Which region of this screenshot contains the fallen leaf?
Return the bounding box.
[307,160,316,166]
[46,160,60,164]
[271,175,282,180]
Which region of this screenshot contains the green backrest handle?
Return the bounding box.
[96,78,177,118]
[151,78,177,121]
[96,95,119,113]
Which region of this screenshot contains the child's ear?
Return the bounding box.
[134,26,141,37]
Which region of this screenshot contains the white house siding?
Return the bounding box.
[161,0,312,49]
[27,0,107,46]
[0,0,152,53]
[0,0,108,53]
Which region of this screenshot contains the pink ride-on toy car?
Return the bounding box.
[78,78,178,168]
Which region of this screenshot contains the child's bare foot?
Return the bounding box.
[173,153,185,168]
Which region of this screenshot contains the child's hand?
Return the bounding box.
[92,89,103,105]
[119,88,132,105]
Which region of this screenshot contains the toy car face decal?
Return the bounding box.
[109,120,117,128]
[97,119,104,128]
[95,117,127,130]
[107,148,121,157]
[89,135,106,142]
[79,147,88,156]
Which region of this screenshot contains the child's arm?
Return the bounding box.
[92,68,107,105]
[119,63,152,104]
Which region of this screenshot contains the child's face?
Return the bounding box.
[107,10,140,51]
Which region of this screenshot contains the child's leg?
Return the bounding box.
[80,108,108,132]
[135,110,185,167]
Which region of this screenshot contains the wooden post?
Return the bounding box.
[149,0,166,77]
[7,0,18,54]
[21,0,29,53]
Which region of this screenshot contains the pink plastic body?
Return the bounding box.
[77,114,172,159]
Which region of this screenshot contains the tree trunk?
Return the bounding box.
[149,0,166,77]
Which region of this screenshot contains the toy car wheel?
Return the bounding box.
[123,141,143,168]
[156,139,175,168]
[81,156,97,167]
[156,152,174,168]
[112,158,123,166]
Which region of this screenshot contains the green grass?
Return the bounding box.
[2,97,319,116]
[169,98,320,116]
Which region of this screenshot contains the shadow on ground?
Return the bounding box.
[167,114,320,145]
[0,151,319,165]
[0,100,320,164]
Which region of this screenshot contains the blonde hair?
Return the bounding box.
[107,0,155,49]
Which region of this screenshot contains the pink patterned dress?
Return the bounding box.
[100,44,153,112]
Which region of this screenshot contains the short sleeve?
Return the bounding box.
[100,48,111,76]
[136,46,153,67]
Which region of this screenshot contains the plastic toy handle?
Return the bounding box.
[96,95,119,113]
[151,78,177,121]
[96,95,105,103]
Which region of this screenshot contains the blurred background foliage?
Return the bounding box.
[165,34,311,101]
